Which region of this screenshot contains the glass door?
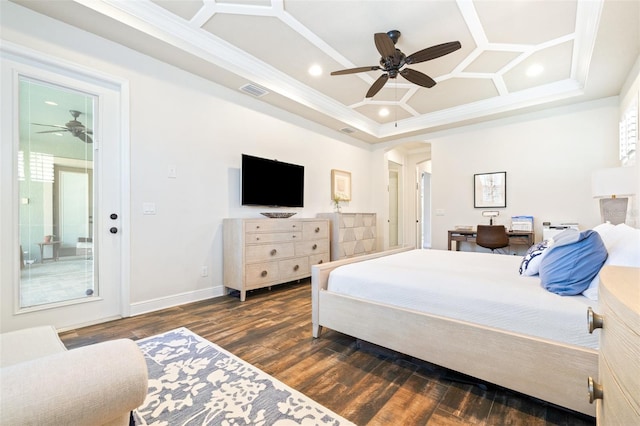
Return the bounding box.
[19,78,96,309]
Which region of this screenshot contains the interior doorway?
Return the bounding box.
[388,161,401,247]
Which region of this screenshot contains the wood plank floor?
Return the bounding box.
[60,280,596,426]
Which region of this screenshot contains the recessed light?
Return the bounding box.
[44,101,58,106]
[379,108,390,117]
[526,64,544,77]
[308,64,322,77]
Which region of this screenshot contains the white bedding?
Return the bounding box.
[327,249,599,349]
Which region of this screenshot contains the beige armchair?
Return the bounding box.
[0,326,148,426]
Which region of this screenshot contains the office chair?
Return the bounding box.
[476,225,509,253]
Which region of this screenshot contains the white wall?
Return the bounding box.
[0,3,376,323]
[387,98,620,251]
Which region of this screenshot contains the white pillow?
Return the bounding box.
[592,222,616,249]
[582,224,640,300]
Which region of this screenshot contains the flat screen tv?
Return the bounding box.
[241,154,304,207]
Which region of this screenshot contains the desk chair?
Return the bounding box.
[476,225,509,253]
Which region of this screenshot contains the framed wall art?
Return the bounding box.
[474,171,506,208]
[331,169,351,201]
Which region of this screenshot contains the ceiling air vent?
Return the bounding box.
[340,127,356,134]
[240,83,268,97]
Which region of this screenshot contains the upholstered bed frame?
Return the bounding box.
[311,247,598,417]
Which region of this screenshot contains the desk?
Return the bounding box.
[37,241,61,262]
[448,229,534,251]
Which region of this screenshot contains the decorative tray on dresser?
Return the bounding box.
[588,265,640,425]
[223,218,329,301]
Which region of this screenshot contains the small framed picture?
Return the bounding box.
[331,169,351,201]
[474,171,506,208]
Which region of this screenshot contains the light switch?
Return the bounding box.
[435,209,445,216]
[143,202,156,215]
[168,165,177,178]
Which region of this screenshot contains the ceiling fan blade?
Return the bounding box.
[331,66,381,76]
[366,74,389,98]
[405,41,462,65]
[31,123,68,130]
[400,68,436,88]
[75,132,93,143]
[374,33,396,58]
[37,129,70,134]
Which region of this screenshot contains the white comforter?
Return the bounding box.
[327,249,599,349]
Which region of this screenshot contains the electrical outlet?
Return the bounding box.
[201,266,208,277]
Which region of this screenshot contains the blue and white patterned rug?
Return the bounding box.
[134,327,354,426]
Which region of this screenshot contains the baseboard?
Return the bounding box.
[129,286,226,317]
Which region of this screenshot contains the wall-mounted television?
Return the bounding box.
[241,154,304,207]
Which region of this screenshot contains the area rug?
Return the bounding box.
[134,327,354,426]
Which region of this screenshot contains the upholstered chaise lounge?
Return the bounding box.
[0,326,148,425]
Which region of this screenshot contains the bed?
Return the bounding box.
[311,247,600,417]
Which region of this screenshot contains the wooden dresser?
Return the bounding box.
[588,266,640,425]
[317,212,376,260]
[223,218,329,301]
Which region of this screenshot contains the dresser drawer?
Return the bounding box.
[245,220,303,233]
[245,243,295,263]
[309,253,330,266]
[245,262,279,288]
[295,239,329,256]
[279,257,310,280]
[600,305,640,413]
[245,231,301,244]
[302,221,329,240]
[599,358,640,425]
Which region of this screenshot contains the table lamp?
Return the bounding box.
[591,166,636,224]
[482,210,499,225]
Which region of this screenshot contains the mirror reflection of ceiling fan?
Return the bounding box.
[32,109,93,143]
[331,30,461,98]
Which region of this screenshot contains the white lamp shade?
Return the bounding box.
[591,166,637,198]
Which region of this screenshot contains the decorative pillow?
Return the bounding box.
[539,230,608,296]
[582,224,640,300]
[519,239,553,276]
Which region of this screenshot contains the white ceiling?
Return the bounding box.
[10,0,640,144]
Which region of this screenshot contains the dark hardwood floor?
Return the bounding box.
[60,280,595,426]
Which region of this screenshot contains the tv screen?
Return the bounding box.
[241,154,304,207]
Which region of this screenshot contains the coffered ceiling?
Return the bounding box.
[10,0,640,144]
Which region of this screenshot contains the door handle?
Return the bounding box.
[109,227,118,234]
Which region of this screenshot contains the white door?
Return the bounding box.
[388,162,400,247]
[0,47,129,332]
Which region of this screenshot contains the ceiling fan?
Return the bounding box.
[32,109,93,143]
[331,30,461,98]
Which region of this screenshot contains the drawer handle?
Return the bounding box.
[256,237,260,241]
[315,227,320,233]
[587,307,603,333]
[261,270,268,277]
[318,260,323,264]
[312,244,318,250]
[270,249,277,256]
[587,377,603,403]
[292,235,297,238]
[293,265,299,271]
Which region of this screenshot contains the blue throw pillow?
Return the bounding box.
[539,230,608,296]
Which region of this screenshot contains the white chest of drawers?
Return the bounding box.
[589,266,640,425]
[223,218,330,301]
